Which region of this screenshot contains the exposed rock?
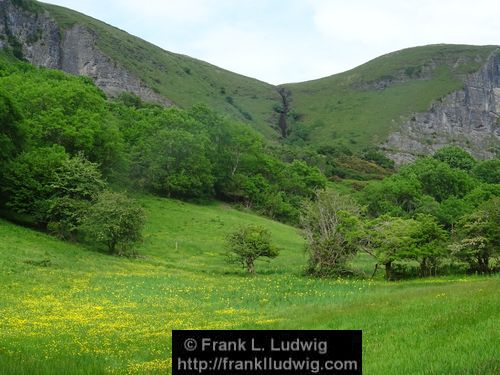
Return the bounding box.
[0,0,171,105]
[383,50,500,164]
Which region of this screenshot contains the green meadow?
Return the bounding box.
[1,196,498,374]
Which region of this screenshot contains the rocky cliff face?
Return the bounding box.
[0,0,171,105]
[383,50,500,164]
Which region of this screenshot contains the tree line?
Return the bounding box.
[301,147,499,279]
[0,53,325,253]
[1,52,498,276]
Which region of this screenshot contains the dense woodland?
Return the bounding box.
[0,52,499,278]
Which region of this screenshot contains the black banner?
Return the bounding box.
[172,330,362,374]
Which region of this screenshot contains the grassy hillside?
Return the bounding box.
[38,2,280,138]
[1,196,499,374]
[284,44,498,150]
[10,2,495,150]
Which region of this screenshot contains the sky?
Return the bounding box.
[44,0,500,85]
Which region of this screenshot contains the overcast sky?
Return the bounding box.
[43,0,500,85]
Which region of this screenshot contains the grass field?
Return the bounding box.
[0,195,498,374]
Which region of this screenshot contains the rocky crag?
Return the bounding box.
[383,50,500,163]
[0,0,170,105]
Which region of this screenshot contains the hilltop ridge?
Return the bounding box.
[1,0,499,160]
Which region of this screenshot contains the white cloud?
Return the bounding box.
[309,0,500,46]
[112,0,215,26]
[43,1,500,84]
[189,26,297,83]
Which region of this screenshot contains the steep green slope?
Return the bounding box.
[38,2,280,138]
[11,2,499,150]
[1,196,499,374]
[285,44,498,150]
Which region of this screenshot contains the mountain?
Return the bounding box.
[0,0,280,138]
[284,45,500,162]
[1,0,499,162]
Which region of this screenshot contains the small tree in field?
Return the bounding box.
[226,225,280,274]
[81,191,145,255]
[301,190,361,276]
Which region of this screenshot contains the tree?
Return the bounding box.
[400,157,477,202]
[433,146,476,171]
[2,145,69,222]
[434,196,473,230]
[300,190,361,276]
[2,146,106,236]
[281,160,327,200]
[46,153,106,239]
[0,89,24,169]
[137,128,214,198]
[225,225,280,274]
[365,216,417,280]
[80,191,145,255]
[362,174,423,217]
[450,197,500,273]
[2,69,124,173]
[411,214,448,276]
[463,183,500,208]
[472,159,500,184]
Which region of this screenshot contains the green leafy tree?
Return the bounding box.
[362,174,423,217]
[225,225,280,274]
[450,197,500,273]
[46,153,106,238]
[463,183,500,208]
[401,157,477,202]
[2,145,68,222]
[365,216,417,280]
[411,214,448,276]
[281,160,327,200]
[136,128,214,198]
[433,146,476,171]
[81,191,145,255]
[0,89,24,169]
[434,196,473,229]
[472,159,500,184]
[300,190,361,276]
[2,69,123,172]
[2,146,106,236]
